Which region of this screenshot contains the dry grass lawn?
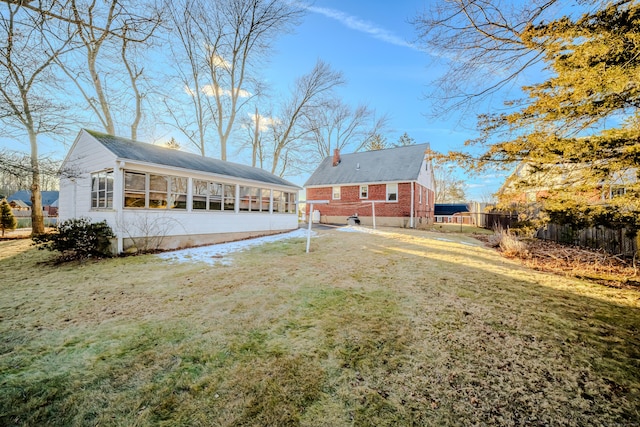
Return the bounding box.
[1,227,639,426]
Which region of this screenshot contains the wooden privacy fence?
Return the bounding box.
[536,223,639,258]
[475,212,520,230]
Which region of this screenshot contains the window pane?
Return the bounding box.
[260,189,271,212]
[239,186,250,211]
[171,177,188,194]
[193,195,206,210]
[273,190,282,213]
[208,183,223,210]
[224,184,236,211]
[333,186,340,199]
[149,192,168,208]
[387,183,398,201]
[170,194,187,209]
[210,183,222,196]
[150,175,168,192]
[125,193,145,208]
[250,188,261,212]
[194,180,208,196]
[125,172,145,191]
[106,172,114,192]
[287,193,296,213]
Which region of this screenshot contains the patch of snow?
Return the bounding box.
[337,225,378,234]
[156,228,314,265]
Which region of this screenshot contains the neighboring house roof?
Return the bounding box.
[8,190,59,207]
[304,143,430,187]
[434,204,469,216]
[9,199,30,209]
[85,130,299,189]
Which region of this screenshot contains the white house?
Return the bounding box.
[59,130,300,253]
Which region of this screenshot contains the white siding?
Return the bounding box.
[416,157,436,192]
[59,131,118,222]
[59,130,298,253]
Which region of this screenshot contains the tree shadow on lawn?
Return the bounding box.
[343,230,640,422]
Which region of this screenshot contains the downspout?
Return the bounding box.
[410,182,415,228]
[116,161,125,254]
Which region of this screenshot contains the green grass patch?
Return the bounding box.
[1,229,639,425]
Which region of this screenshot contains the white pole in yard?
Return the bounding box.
[371,201,376,230]
[306,203,314,253]
[305,200,329,253]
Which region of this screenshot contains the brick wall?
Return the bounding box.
[307,183,434,223]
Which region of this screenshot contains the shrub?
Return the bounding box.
[0,198,17,236]
[489,228,529,258]
[33,218,115,261]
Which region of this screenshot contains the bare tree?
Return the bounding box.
[434,162,467,203]
[256,60,344,176]
[195,0,304,160]
[305,99,390,161]
[164,0,303,159]
[412,0,569,116]
[163,0,212,156]
[0,2,75,234]
[56,0,161,138]
[241,107,267,168]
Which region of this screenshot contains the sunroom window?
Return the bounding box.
[91,170,114,209]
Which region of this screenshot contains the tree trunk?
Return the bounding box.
[28,130,45,235]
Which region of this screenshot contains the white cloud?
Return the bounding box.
[307,5,418,51]
[183,85,196,96]
[209,53,231,70]
[201,84,251,98]
[248,112,281,132]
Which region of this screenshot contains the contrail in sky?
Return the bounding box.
[307,5,419,51]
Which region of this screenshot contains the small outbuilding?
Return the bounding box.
[434,203,471,224]
[59,130,300,253]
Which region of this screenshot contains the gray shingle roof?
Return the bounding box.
[86,130,299,189]
[304,143,430,187]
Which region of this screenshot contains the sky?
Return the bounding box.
[1,0,511,201]
[260,0,508,200]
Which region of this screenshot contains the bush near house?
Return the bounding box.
[32,217,114,261]
[0,198,17,236]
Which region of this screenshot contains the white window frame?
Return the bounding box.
[332,186,341,200]
[91,170,114,209]
[360,184,368,199]
[123,171,187,210]
[386,183,398,202]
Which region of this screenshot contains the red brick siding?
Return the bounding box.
[307,183,434,221]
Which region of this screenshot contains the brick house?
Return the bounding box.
[304,144,435,227]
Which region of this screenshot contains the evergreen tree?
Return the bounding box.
[448,1,640,233]
[364,133,388,151]
[396,132,416,146]
[0,198,17,237]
